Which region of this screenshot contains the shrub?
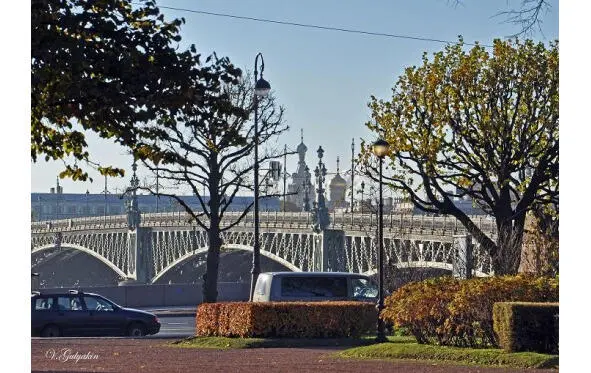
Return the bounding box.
[493,302,559,353]
[196,301,377,338]
[382,276,460,345]
[381,275,558,347]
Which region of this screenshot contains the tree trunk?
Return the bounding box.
[202,225,222,303]
[203,156,222,303]
[492,214,526,275]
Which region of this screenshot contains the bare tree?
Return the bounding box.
[136,62,288,302]
[450,0,553,37]
[496,0,552,37]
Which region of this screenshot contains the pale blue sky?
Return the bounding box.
[30,0,559,194]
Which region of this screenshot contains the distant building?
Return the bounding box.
[328,157,347,211]
[31,179,279,221]
[387,196,488,216]
[286,130,315,210]
[31,192,279,222]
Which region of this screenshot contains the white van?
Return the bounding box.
[252,272,378,302]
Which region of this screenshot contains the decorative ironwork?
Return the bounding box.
[125,160,141,230]
[311,146,330,232]
[302,166,311,212]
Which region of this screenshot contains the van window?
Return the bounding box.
[281,276,347,298]
[351,278,378,298]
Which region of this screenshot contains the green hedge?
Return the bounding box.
[493,302,559,353]
[381,275,558,347]
[196,301,377,338]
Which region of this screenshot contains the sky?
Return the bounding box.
[30,0,559,195]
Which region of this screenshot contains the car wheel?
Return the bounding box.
[127,322,146,337]
[41,325,60,338]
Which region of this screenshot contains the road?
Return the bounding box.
[152,315,195,338]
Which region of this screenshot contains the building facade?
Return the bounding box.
[31,192,280,222]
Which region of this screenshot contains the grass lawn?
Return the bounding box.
[170,335,415,349]
[172,335,557,369]
[337,341,558,369]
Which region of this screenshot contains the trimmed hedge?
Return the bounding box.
[381,275,558,347]
[493,302,559,353]
[196,301,377,338]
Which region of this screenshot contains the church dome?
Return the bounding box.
[297,141,307,153]
[330,173,347,187]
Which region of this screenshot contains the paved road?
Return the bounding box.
[31,338,555,373]
[152,315,194,338]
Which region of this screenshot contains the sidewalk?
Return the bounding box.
[32,338,552,373]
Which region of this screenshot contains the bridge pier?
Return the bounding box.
[126,227,154,283]
[312,229,346,272]
[452,235,473,279]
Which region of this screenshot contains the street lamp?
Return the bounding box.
[303,166,311,212]
[85,190,90,217]
[250,52,271,301]
[372,138,390,343]
[351,138,355,222]
[360,180,365,214]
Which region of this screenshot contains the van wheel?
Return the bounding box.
[41,325,60,337]
[127,322,146,337]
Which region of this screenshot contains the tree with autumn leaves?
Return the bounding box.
[362,39,558,275]
[32,0,235,181]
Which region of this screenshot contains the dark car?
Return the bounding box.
[31,290,160,337]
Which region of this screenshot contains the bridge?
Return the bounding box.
[31,211,496,283]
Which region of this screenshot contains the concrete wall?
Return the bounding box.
[38,282,250,307]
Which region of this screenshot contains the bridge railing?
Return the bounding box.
[31,211,497,238]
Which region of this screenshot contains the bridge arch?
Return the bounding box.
[151,244,302,284]
[362,261,489,277]
[31,244,127,279]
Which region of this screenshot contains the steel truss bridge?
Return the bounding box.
[31,211,496,283]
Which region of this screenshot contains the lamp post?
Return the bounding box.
[311,146,330,233]
[85,190,90,217]
[303,166,311,212]
[283,144,287,212]
[250,52,271,301]
[372,138,390,343]
[351,138,355,222]
[104,174,108,219]
[360,180,365,214]
[55,177,61,220]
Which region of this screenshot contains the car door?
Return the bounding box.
[55,295,91,336]
[32,296,56,335]
[82,296,123,336]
